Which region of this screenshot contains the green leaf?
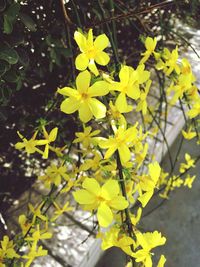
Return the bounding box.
[3,14,13,34]
[3,2,20,34]
[16,78,22,91]
[6,2,20,21]
[19,12,37,32]
[0,60,10,76]
[0,86,12,106]
[0,44,19,64]
[3,69,19,83]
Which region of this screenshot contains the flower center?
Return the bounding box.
[97,195,106,202]
[87,47,96,58]
[121,86,128,93]
[115,134,124,145]
[81,92,89,100]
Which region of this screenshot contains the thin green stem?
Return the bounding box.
[116,151,135,265]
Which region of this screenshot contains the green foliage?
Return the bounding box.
[3,2,20,34]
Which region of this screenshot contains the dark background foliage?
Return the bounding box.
[0,0,199,225]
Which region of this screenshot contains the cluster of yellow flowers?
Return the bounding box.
[3,28,199,267]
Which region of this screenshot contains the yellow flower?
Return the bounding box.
[168,72,195,105]
[51,201,73,221]
[0,236,19,264]
[165,46,180,75]
[140,37,157,64]
[28,203,47,224]
[172,176,183,188]
[38,162,69,188]
[23,245,47,267]
[136,80,152,115]
[125,255,166,267]
[25,225,52,244]
[100,226,135,256]
[137,162,161,207]
[18,214,32,236]
[135,142,149,169]
[132,231,166,267]
[181,58,193,74]
[79,151,102,171]
[49,144,67,157]
[73,126,100,148]
[182,127,196,140]
[15,127,58,159]
[74,29,110,76]
[184,174,196,188]
[187,99,200,119]
[98,123,138,164]
[187,85,199,101]
[42,127,58,159]
[58,70,109,122]
[108,100,132,128]
[156,47,180,76]
[73,178,128,227]
[179,153,195,173]
[109,65,150,113]
[130,207,142,226]
[15,131,46,155]
[157,171,169,187]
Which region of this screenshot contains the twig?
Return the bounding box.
[59,0,72,26]
[116,151,135,265]
[87,0,176,29]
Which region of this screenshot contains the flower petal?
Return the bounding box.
[138,190,153,207]
[42,144,49,159]
[97,202,113,227]
[15,142,25,150]
[88,98,106,119]
[82,178,101,195]
[137,64,150,84]
[115,92,128,113]
[75,53,89,71]
[76,70,91,93]
[79,103,93,122]
[73,189,95,204]
[88,81,109,97]
[101,179,119,200]
[124,126,137,143]
[109,81,122,92]
[95,51,110,66]
[49,127,58,142]
[149,162,161,184]
[119,65,131,84]
[118,144,131,163]
[57,87,78,97]
[74,31,87,52]
[127,84,140,100]
[88,60,99,76]
[94,34,109,51]
[87,29,93,47]
[104,146,117,159]
[109,196,128,210]
[145,37,157,51]
[60,98,79,114]
[157,255,166,267]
